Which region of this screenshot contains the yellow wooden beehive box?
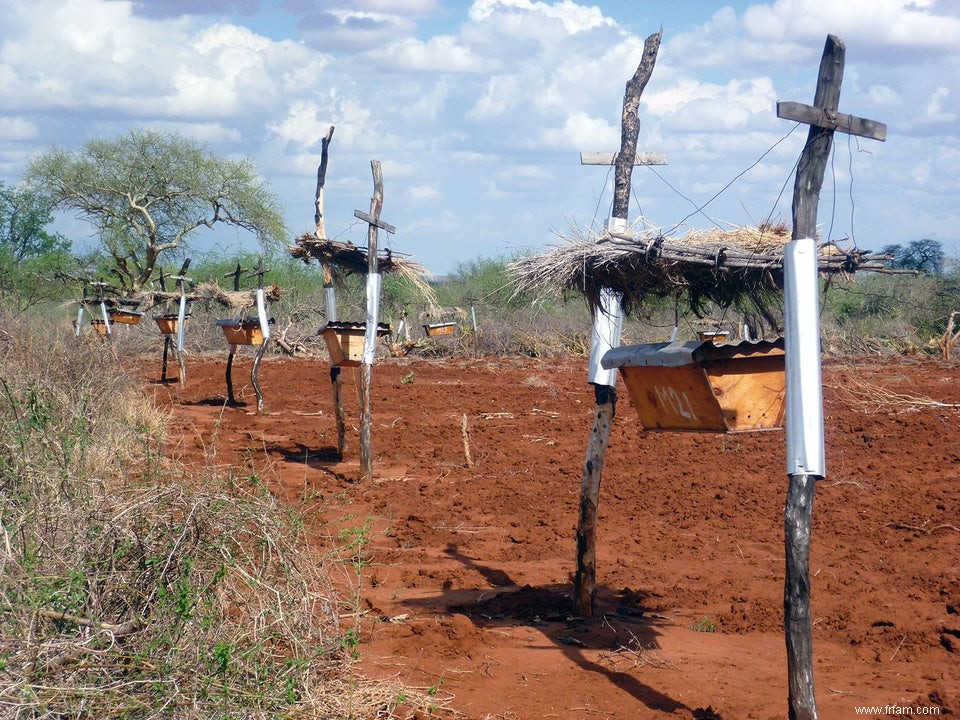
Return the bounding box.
[108,308,144,325]
[321,321,391,367]
[154,314,187,335]
[423,322,456,337]
[697,329,730,343]
[601,339,786,433]
[217,318,264,346]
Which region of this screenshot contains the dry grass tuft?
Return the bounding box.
[0,313,458,719]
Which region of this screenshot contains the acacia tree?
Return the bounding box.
[881,239,945,275]
[0,181,69,263]
[0,181,73,310]
[26,129,287,291]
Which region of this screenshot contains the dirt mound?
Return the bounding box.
[142,352,959,719]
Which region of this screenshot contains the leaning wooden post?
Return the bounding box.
[574,30,661,617]
[354,161,395,481]
[313,126,348,456]
[778,34,886,720]
[314,126,338,325]
[169,258,192,387]
[156,270,171,380]
[223,263,243,406]
[250,256,271,413]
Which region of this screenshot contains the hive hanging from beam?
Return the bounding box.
[602,338,786,433]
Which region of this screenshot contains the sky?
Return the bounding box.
[0,0,958,276]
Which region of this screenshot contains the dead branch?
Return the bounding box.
[827,374,960,413]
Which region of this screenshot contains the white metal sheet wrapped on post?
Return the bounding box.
[324,286,338,322]
[588,288,624,386]
[99,301,112,335]
[588,217,626,387]
[256,287,270,343]
[784,238,825,477]
[363,272,382,365]
[176,294,188,352]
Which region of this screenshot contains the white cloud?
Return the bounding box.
[297,8,418,52]
[469,0,614,34]
[922,86,956,123]
[408,184,440,200]
[0,0,324,122]
[0,116,37,141]
[868,85,899,105]
[366,34,493,73]
[644,77,776,133]
[743,0,960,51]
[267,99,372,150]
[469,75,523,120]
[0,0,957,271]
[538,111,618,151]
[141,121,243,144]
[483,179,514,199]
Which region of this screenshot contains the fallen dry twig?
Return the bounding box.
[828,374,960,413]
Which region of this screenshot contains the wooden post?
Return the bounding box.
[574,30,662,617]
[779,34,886,720]
[223,263,243,406]
[157,269,170,381]
[250,256,270,413]
[315,126,335,240]
[171,258,191,387]
[355,161,395,481]
[313,126,348,456]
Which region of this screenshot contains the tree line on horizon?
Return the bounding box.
[1,127,957,355]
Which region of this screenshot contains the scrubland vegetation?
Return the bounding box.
[2,202,958,718]
[0,316,469,718]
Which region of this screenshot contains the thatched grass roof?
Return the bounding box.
[510,222,901,316]
[289,233,437,306]
[128,284,282,311]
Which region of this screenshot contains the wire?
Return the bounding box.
[591,163,615,230]
[708,124,806,338]
[644,165,719,228]
[657,123,803,238]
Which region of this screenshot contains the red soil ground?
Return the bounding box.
[143,351,959,719]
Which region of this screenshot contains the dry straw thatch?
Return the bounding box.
[289,233,438,306]
[115,284,282,312]
[510,221,899,316]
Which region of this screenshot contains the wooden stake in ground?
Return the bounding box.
[938,311,960,361]
[779,34,886,720]
[170,259,192,387]
[313,126,348,456]
[355,160,395,481]
[250,256,271,413]
[223,263,243,406]
[461,413,474,468]
[574,29,661,618]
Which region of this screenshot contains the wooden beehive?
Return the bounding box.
[90,319,109,336]
[154,314,186,335]
[602,339,786,433]
[217,318,264,346]
[423,322,456,337]
[697,330,730,343]
[109,309,144,325]
[321,321,390,367]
